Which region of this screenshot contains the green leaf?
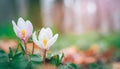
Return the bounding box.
[10,53,29,69]
[0,50,8,62]
[87,63,98,69]
[15,43,20,54]
[0,50,9,69]
[8,47,13,59]
[29,54,42,68]
[49,54,63,66]
[46,53,52,59]
[26,62,33,69]
[30,54,43,63]
[67,63,78,69]
[58,64,68,69]
[19,42,25,54]
[58,63,78,69]
[49,56,57,65]
[56,55,60,66]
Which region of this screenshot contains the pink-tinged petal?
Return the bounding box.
[17,17,26,29]
[25,20,33,37]
[46,27,53,39]
[12,20,22,39]
[32,32,44,49]
[24,37,29,43]
[46,34,58,49]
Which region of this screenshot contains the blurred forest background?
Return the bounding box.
[1,0,120,36]
[0,0,120,47]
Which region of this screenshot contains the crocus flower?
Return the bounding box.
[32,27,58,50]
[12,17,33,42]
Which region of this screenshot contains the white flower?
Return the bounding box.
[32,27,58,50]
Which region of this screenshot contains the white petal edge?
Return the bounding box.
[12,20,22,38]
[46,34,58,49]
[17,17,26,29]
[32,31,44,49]
[46,27,53,39]
[26,20,33,31]
[40,28,45,34]
[38,28,48,41]
[26,20,33,36]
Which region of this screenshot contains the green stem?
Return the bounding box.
[23,40,27,54]
[15,43,20,54]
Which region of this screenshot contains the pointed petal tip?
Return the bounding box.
[46,27,51,30]
[18,17,25,22]
[26,20,33,31]
[26,20,30,23]
[12,20,14,22]
[46,33,59,49]
[55,34,59,38]
[46,27,52,31]
[41,27,45,30]
[12,20,17,27]
[33,31,36,35]
[39,27,46,34]
[19,17,24,20]
[54,34,59,41]
[12,20,15,24]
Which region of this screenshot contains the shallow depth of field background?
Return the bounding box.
[0,0,120,68]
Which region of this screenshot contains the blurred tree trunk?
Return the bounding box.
[27,0,42,29]
[0,0,17,25]
[52,0,64,33]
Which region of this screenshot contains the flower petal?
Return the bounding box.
[39,28,45,37]
[25,20,33,37]
[32,31,44,49]
[46,27,53,39]
[38,28,49,41]
[46,34,58,49]
[17,17,26,29]
[40,28,45,34]
[12,20,22,39]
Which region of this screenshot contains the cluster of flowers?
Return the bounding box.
[12,17,58,61]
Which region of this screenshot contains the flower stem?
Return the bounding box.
[23,40,27,54]
[43,49,47,64]
[32,42,35,54]
[22,40,30,61]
